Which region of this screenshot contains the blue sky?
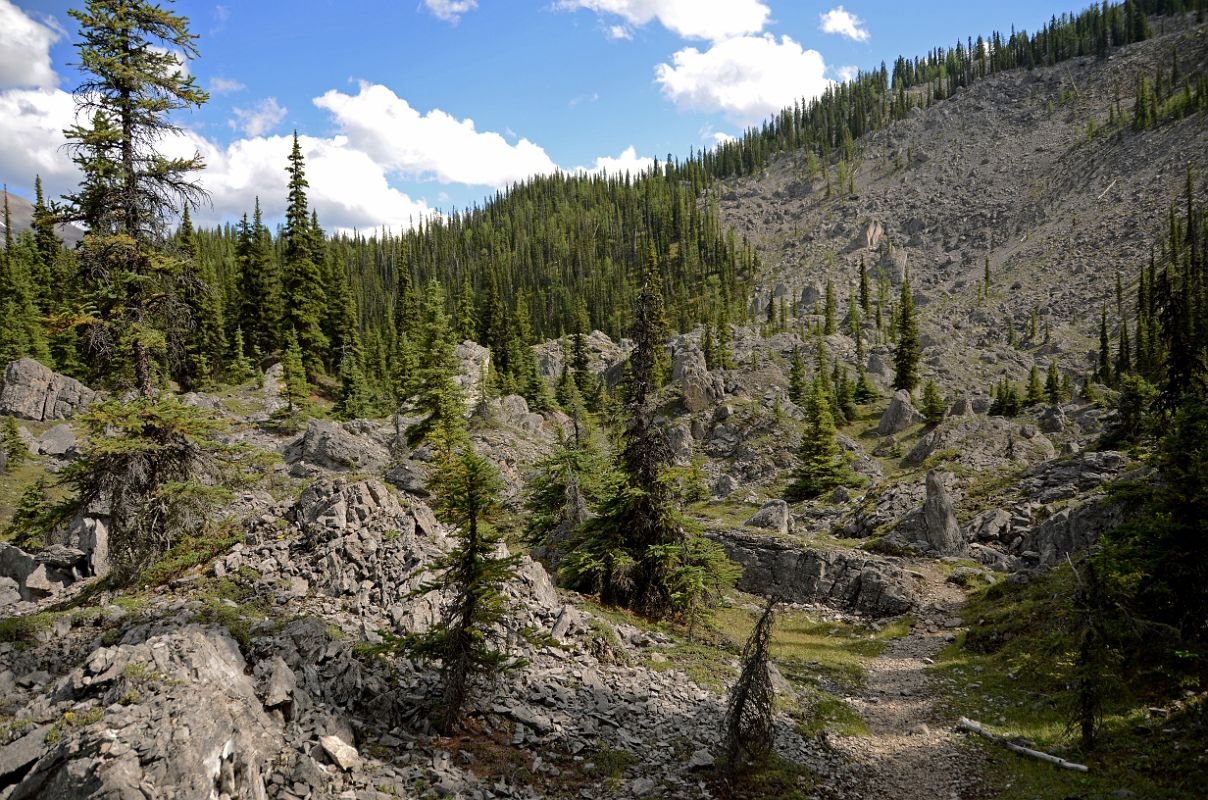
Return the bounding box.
[2,0,1072,231]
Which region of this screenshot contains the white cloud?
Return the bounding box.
[557,0,769,42]
[0,87,78,198]
[820,6,869,43]
[0,0,62,90]
[424,0,477,23]
[178,133,438,233]
[835,65,859,82]
[576,145,654,177]
[229,97,286,137]
[314,82,558,188]
[711,131,735,146]
[209,76,246,94]
[655,34,831,123]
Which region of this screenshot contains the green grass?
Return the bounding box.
[932,567,1208,799]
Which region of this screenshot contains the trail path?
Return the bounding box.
[825,562,987,800]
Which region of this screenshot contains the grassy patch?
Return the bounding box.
[0,612,57,645]
[709,752,818,800]
[933,568,1208,799]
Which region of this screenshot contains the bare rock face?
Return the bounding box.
[285,419,390,473]
[877,390,924,435]
[743,500,793,536]
[711,530,917,617]
[904,415,1055,470]
[3,626,278,799]
[0,542,86,603]
[0,359,97,421]
[672,344,724,413]
[922,470,965,555]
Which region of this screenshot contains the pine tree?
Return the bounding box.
[177,205,226,389]
[1,417,27,472]
[1025,364,1045,406]
[1045,361,1064,404]
[226,327,256,385]
[629,242,669,407]
[238,199,282,357]
[921,379,946,424]
[336,349,372,420]
[274,331,310,429]
[788,347,807,405]
[403,448,524,733]
[892,272,921,392]
[1116,317,1132,378]
[31,175,58,295]
[63,0,210,393]
[701,321,716,371]
[407,280,466,451]
[282,134,329,373]
[1098,307,1113,385]
[824,278,837,335]
[456,278,477,343]
[787,376,855,500]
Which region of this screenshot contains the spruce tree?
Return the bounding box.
[1025,364,1045,407]
[1098,307,1113,385]
[859,257,871,315]
[921,379,946,424]
[237,199,282,357]
[1045,361,1064,404]
[787,376,855,500]
[824,278,837,335]
[63,0,210,393]
[892,273,921,392]
[788,347,807,405]
[282,133,329,373]
[406,280,466,450]
[274,331,310,429]
[405,447,524,733]
[1,417,27,472]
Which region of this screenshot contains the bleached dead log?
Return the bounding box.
[956,717,1089,772]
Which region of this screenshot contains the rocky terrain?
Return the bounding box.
[2,16,1206,800]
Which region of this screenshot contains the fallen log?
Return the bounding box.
[956,717,1089,772]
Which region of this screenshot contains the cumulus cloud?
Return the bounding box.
[656,34,831,123]
[229,97,287,137]
[314,82,558,188]
[424,0,477,23]
[556,0,769,42]
[0,0,62,90]
[0,87,79,198]
[576,145,654,177]
[177,133,438,233]
[209,76,246,94]
[820,6,869,43]
[835,65,859,82]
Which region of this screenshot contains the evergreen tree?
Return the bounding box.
[1,417,27,472]
[456,278,477,343]
[282,133,329,373]
[1045,361,1064,404]
[177,205,226,389]
[788,347,807,405]
[226,327,256,384]
[1025,364,1045,406]
[824,278,837,335]
[406,280,466,451]
[404,447,524,733]
[63,0,210,393]
[1098,307,1113,385]
[336,349,372,420]
[787,376,856,500]
[274,331,310,429]
[237,199,282,357]
[628,242,670,407]
[921,379,946,424]
[31,175,58,296]
[892,272,921,392]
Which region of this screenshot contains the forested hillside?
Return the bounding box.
[1,1,1207,799]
